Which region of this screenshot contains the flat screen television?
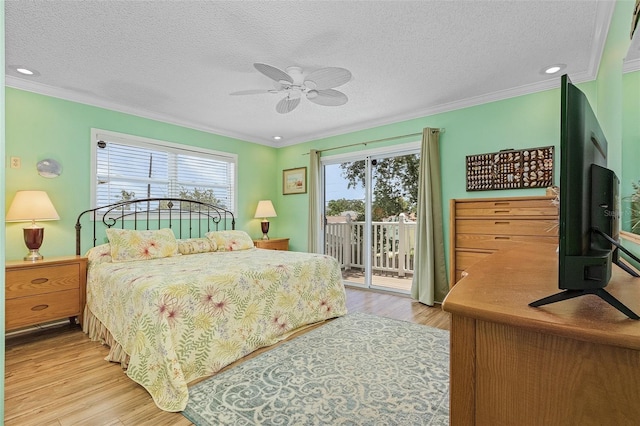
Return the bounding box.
[529,74,640,319]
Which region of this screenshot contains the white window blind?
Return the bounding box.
[91,129,237,213]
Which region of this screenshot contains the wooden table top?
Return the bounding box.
[442,242,640,350]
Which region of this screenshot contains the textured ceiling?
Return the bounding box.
[5,1,637,147]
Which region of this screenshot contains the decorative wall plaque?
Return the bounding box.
[466,146,554,191]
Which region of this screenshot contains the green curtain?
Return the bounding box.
[307,149,321,253]
[411,128,449,305]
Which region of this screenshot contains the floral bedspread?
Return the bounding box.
[85,248,348,412]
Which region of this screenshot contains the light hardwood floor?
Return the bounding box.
[4,287,450,425]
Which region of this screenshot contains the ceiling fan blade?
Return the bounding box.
[276,96,301,114]
[304,67,352,90]
[254,63,294,84]
[306,89,348,106]
[230,89,273,95]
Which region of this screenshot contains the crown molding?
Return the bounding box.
[5,76,278,147]
[623,58,640,73]
[5,71,598,150]
[277,70,596,147]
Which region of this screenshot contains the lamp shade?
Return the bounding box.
[6,190,60,222]
[254,200,277,219]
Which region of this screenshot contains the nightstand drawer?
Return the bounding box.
[5,289,80,330]
[253,238,289,251]
[6,264,80,299]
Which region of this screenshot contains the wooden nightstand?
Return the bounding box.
[253,237,289,251]
[5,255,87,332]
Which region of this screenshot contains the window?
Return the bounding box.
[91,129,237,213]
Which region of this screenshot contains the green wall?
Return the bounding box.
[4,88,279,260]
[622,70,640,231]
[276,0,638,260]
[5,3,636,263]
[596,0,629,177]
[598,0,638,232]
[277,88,563,257]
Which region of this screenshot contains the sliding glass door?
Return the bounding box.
[321,143,419,293]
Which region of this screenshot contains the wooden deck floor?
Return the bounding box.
[342,269,413,293]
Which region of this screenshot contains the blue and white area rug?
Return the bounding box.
[183,312,449,425]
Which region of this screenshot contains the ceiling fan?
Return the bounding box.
[231,63,352,114]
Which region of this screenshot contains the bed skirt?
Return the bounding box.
[82,306,323,373]
[82,307,131,369]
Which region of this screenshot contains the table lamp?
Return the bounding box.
[254,200,277,240]
[6,190,60,261]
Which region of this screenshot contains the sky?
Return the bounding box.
[324,163,364,203]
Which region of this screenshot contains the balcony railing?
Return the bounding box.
[325,213,416,277]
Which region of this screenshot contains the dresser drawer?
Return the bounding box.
[450,196,559,287]
[456,219,558,236]
[455,199,558,217]
[456,249,495,271]
[455,234,558,250]
[6,264,80,299]
[5,289,80,330]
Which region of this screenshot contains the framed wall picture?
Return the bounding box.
[283,167,307,195]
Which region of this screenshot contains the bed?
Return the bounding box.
[75,198,348,412]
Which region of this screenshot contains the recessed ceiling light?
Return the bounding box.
[273,136,282,141]
[543,64,566,75]
[8,65,41,77]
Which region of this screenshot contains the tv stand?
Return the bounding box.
[529,287,640,320]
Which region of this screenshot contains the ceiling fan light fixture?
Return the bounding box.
[236,63,352,112]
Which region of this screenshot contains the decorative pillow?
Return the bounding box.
[85,243,113,265]
[105,228,179,262]
[205,230,254,252]
[177,237,217,255]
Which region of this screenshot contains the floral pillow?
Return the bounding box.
[205,230,254,252]
[177,237,217,255]
[85,243,113,265]
[105,228,179,262]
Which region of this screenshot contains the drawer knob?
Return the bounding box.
[494,236,511,240]
[494,221,510,225]
[31,304,49,311]
[31,278,49,285]
[494,210,511,214]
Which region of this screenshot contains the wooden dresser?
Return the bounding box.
[449,195,558,286]
[442,243,640,425]
[5,256,87,331]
